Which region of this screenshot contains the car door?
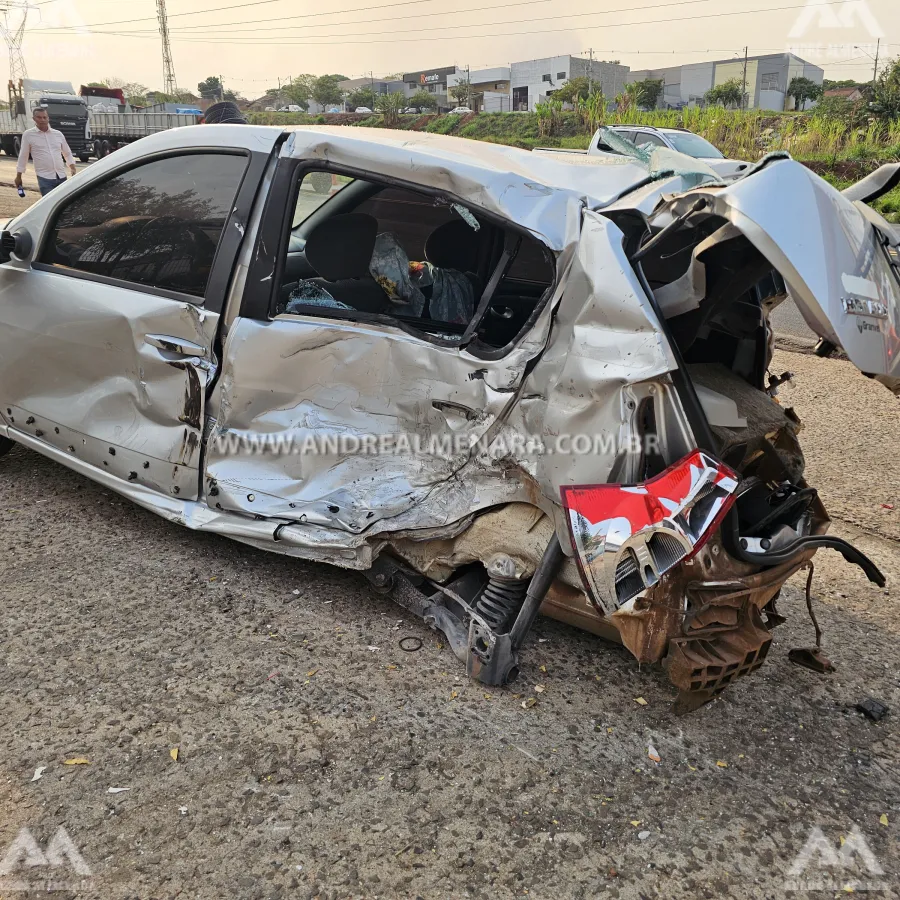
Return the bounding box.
[203,157,557,536]
[0,142,274,500]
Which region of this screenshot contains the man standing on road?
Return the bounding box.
[15,108,77,197]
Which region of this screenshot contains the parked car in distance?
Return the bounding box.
[265,106,276,111]
[449,106,473,114]
[0,126,895,711]
[597,126,749,177]
[285,105,302,112]
[354,106,373,114]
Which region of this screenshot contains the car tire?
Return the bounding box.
[12,135,21,157]
[78,153,90,163]
[100,140,110,158]
[93,139,102,159]
[0,436,13,458]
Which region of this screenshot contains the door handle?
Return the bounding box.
[145,334,208,358]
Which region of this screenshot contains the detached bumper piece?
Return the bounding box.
[561,450,740,617]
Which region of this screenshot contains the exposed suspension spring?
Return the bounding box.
[473,576,529,634]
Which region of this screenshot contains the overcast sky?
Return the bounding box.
[14,0,898,97]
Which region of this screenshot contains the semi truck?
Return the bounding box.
[0,79,92,161]
[0,79,202,163]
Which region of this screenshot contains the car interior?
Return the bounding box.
[273,173,557,353]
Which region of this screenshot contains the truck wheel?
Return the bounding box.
[93,140,102,159]
[78,153,90,163]
[12,136,21,157]
[99,140,110,158]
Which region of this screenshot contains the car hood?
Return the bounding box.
[662,157,900,392]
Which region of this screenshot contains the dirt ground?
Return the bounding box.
[0,184,897,898]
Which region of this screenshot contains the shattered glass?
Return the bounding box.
[283,280,352,314]
[598,126,724,189]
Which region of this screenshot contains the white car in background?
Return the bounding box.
[354,106,373,114]
[449,106,473,115]
[596,126,749,177]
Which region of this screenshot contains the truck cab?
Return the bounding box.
[1,79,91,162]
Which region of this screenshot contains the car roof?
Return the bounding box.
[79,124,666,251]
[610,125,688,134]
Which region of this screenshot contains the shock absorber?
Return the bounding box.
[473,576,529,634]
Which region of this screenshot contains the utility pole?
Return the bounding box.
[588,48,593,95]
[466,63,471,109]
[872,37,880,95]
[741,45,749,111]
[156,0,178,96]
[0,1,29,85]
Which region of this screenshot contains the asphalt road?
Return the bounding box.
[0,186,897,899]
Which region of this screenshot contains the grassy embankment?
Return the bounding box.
[247,108,900,221]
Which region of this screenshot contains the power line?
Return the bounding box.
[75,0,866,47]
[91,0,714,35]
[34,0,486,31]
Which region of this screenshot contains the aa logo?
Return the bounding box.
[0,826,92,877]
[786,825,886,891]
[789,0,884,38]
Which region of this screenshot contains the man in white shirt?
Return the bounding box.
[15,108,77,197]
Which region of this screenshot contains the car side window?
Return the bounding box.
[40,153,248,299]
[634,132,667,148]
[273,172,555,353]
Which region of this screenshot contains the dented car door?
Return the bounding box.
[0,149,262,499]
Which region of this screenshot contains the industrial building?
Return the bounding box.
[627,53,824,111]
[509,55,629,111]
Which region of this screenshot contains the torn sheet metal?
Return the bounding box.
[281,126,653,250]
[659,158,900,386]
[0,268,217,500]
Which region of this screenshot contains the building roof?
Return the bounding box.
[824,87,864,98]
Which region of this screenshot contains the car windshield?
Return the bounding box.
[665,132,725,159]
[292,174,354,227]
[43,102,86,119]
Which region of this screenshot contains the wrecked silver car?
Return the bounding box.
[0,126,897,710]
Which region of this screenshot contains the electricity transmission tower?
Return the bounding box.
[0,0,29,86]
[156,0,178,95]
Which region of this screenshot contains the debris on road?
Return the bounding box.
[30,766,47,782]
[170,748,179,762]
[634,697,648,706]
[880,814,889,826]
[107,787,130,794]
[856,698,889,722]
[648,745,661,764]
[63,758,90,766]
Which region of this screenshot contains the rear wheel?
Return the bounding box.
[92,139,102,159]
[99,140,110,158]
[78,152,90,163]
[12,135,21,157]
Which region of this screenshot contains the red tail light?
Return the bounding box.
[561,451,739,616]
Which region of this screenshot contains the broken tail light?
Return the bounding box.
[561,451,739,616]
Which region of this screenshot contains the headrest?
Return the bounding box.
[305,214,378,282]
[203,101,247,124]
[425,219,481,272]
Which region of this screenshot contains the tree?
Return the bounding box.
[555,76,591,105]
[92,77,149,106]
[823,79,865,91]
[871,56,900,120]
[346,86,377,110]
[449,77,482,109]
[311,74,344,108]
[705,78,745,109]
[629,78,664,109]
[375,90,405,126]
[787,76,824,110]
[408,89,438,111]
[197,76,239,102]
